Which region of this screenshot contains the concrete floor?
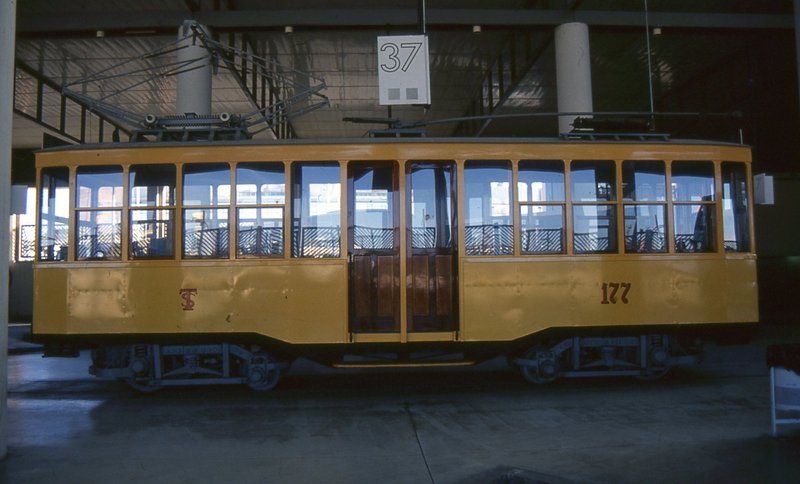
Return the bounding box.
[2,335,800,483]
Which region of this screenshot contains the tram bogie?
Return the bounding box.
[91,343,288,392]
[512,334,696,384]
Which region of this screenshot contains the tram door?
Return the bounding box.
[407,163,458,332]
[348,162,400,333]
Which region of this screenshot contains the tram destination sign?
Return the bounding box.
[377,35,431,105]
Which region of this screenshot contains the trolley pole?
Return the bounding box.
[0,0,17,461]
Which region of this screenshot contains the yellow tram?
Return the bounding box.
[32,137,758,390]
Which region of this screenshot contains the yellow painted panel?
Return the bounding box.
[33,261,348,344]
[461,256,757,342]
[32,267,69,334]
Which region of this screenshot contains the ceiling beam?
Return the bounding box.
[17,9,793,35]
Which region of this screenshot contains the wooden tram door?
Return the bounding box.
[348,162,400,333]
[407,163,458,333]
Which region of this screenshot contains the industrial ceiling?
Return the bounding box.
[11,0,800,169]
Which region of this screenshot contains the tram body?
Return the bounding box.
[32,138,758,389]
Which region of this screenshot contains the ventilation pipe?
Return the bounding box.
[176,21,212,116]
[555,22,593,134]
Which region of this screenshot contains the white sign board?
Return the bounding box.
[754,173,775,205]
[377,35,431,105]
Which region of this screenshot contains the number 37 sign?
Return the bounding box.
[377,35,431,105]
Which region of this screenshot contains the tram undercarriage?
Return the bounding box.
[90,343,288,392]
[511,334,698,384]
[88,333,698,392]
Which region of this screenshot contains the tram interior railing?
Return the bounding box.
[522,228,564,253]
[77,224,121,259]
[239,226,283,256]
[21,225,746,261]
[464,224,514,255]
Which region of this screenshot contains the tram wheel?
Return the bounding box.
[520,348,560,385]
[637,344,671,380]
[246,352,282,392]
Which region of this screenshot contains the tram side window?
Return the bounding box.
[518,160,565,254]
[464,160,513,256]
[236,162,285,257]
[75,165,123,260]
[130,164,176,259]
[672,161,716,253]
[291,162,341,258]
[408,162,455,250]
[722,162,750,252]
[622,160,667,253]
[571,160,617,254]
[183,163,230,259]
[38,167,70,262]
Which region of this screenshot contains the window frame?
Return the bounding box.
[74,165,124,261]
[234,161,287,258]
[463,159,514,256]
[670,160,718,253]
[621,160,668,254]
[569,160,618,255]
[181,162,232,260]
[517,160,567,255]
[128,163,177,260]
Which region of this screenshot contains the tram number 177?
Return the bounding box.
[601,282,631,305]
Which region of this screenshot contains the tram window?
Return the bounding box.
[573,205,617,254]
[571,160,615,201]
[622,161,666,253]
[671,161,714,201]
[351,162,396,251]
[722,162,750,252]
[672,161,716,253]
[571,161,616,254]
[408,163,454,250]
[291,162,341,258]
[519,160,565,201]
[38,167,70,262]
[182,163,230,259]
[183,163,230,206]
[130,164,175,259]
[622,160,666,201]
[624,205,666,253]
[464,160,513,256]
[75,166,123,260]
[521,205,565,254]
[519,161,565,254]
[236,162,285,257]
[130,164,175,206]
[673,203,715,253]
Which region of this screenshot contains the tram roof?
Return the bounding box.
[36,135,750,154]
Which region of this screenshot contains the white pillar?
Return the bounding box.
[176,21,212,116]
[555,22,593,134]
[0,0,18,461]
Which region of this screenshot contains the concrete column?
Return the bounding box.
[0,0,18,461]
[176,21,212,116]
[555,22,593,134]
